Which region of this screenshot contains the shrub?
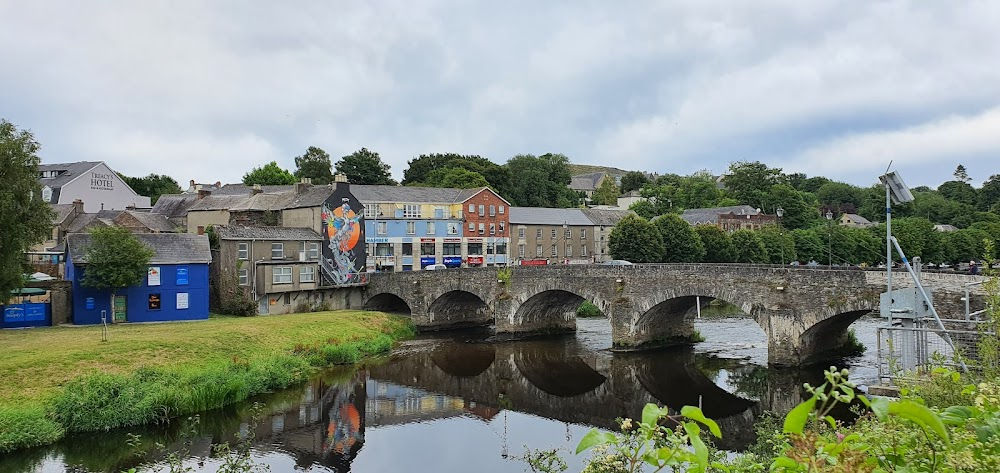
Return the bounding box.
[0,406,63,453]
[576,301,603,318]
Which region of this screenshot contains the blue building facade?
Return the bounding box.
[66,233,212,324]
[364,219,465,271]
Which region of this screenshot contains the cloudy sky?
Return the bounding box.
[3,1,999,188]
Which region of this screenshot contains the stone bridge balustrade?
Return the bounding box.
[362,265,987,366]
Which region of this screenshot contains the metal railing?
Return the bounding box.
[877,320,994,384]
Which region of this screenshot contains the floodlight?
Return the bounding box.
[879,171,914,205]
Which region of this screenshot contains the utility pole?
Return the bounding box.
[826,210,833,266]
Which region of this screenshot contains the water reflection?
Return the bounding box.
[4,318,878,473]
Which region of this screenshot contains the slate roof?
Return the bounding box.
[214,225,322,241]
[66,214,110,233]
[123,210,177,232]
[67,233,212,264]
[151,194,200,218]
[37,161,102,189]
[212,184,294,195]
[569,172,606,192]
[842,213,872,225]
[581,208,632,226]
[188,194,253,211]
[50,204,76,225]
[680,205,760,225]
[508,207,593,226]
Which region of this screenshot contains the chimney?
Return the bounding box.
[251,184,263,196]
[72,199,84,216]
[189,179,196,189]
[334,173,348,183]
[197,226,205,235]
[295,177,313,194]
[126,205,136,211]
[214,181,221,187]
[197,189,212,199]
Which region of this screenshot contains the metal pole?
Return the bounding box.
[696,295,702,318]
[886,182,892,298]
[828,219,832,266]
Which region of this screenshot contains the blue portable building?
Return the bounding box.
[66,233,212,324]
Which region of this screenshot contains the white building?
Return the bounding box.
[38,161,151,213]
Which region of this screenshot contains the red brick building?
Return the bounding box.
[461,188,511,267]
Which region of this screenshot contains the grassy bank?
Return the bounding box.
[0,311,413,453]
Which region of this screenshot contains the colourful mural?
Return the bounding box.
[321,184,366,285]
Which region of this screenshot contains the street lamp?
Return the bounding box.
[825,210,833,267]
[775,207,785,265]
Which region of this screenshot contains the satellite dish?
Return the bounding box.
[879,171,914,205]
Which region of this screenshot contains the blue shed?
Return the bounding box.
[66,233,212,324]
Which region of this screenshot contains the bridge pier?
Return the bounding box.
[608,298,701,352]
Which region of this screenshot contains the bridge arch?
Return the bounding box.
[514,349,607,397]
[363,292,412,316]
[427,290,493,329]
[430,342,496,378]
[623,287,764,351]
[798,309,872,365]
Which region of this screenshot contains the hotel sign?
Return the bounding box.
[90,172,115,191]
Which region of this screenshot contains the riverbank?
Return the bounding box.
[0,311,413,453]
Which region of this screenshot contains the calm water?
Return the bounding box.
[3,315,884,473]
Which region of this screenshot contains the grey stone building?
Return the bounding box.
[38,161,151,212]
[509,207,631,264]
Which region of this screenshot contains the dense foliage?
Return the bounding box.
[242,160,297,186]
[608,215,665,263]
[79,226,155,300]
[293,146,334,184]
[335,148,397,185]
[117,173,182,205]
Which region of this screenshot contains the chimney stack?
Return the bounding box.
[251,184,263,196]
[334,173,348,183]
[197,189,212,199]
[72,199,84,215]
[189,179,196,189]
[295,177,313,194]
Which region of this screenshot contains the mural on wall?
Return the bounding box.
[321,184,366,285]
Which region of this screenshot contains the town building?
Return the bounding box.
[38,161,151,212]
[569,172,611,198]
[933,224,958,232]
[840,213,873,228]
[581,208,631,262]
[679,205,778,232]
[509,207,631,264]
[617,190,645,209]
[66,233,211,324]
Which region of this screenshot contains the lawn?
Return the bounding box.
[0,310,405,407]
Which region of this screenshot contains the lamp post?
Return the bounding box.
[825,210,833,267]
[776,207,785,265]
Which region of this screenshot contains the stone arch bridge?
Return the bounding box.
[362,265,986,366]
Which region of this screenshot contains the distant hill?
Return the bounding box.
[567,164,633,177]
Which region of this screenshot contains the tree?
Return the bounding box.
[608,215,665,263]
[653,214,705,263]
[723,161,784,208]
[767,184,816,230]
[792,228,825,263]
[592,178,621,206]
[403,153,511,196]
[293,146,334,184]
[695,225,736,263]
[629,200,658,219]
[242,161,296,186]
[731,229,767,263]
[504,153,579,208]
[335,148,396,185]
[118,173,182,205]
[619,171,649,194]
[954,164,971,183]
[816,182,863,214]
[422,167,489,189]
[80,226,155,306]
[937,180,977,207]
[0,119,54,299]
[757,226,796,265]
[676,174,722,210]
[979,175,1000,212]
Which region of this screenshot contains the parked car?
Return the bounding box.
[602,260,633,266]
[424,264,448,270]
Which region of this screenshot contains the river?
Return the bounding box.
[2,314,885,473]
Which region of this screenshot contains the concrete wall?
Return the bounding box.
[187,210,230,234]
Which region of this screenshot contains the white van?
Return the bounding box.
[425,264,448,271]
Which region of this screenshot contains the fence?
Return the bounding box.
[877,318,995,383]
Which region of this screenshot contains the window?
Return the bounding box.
[499,205,505,214]
[148,293,161,310]
[421,242,435,255]
[403,204,421,218]
[551,229,557,239]
[300,266,315,283]
[447,222,458,235]
[238,242,249,260]
[565,228,572,239]
[402,243,413,256]
[478,223,485,234]
[489,205,496,216]
[496,243,507,255]
[271,242,284,259]
[487,243,494,254]
[551,245,558,257]
[377,221,387,235]
[519,228,525,238]
[284,293,290,305]
[364,204,379,218]
[238,268,249,286]
[499,221,505,233]
[427,222,436,234]
[406,221,415,234]
[580,229,587,239]
[443,242,461,255]
[273,266,292,284]
[307,242,319,260]
[434,206,444,218]
[478,205,485,216]
[536,228,542,238]
[468,203,475,213]
[468,222,475,232]
[518,244,525,258]
[489,223,496,235]
[566,243,573,257]
[376,243,392,256]
[468,243,483,255]
[581,244,588,257]
[536,245,542,256]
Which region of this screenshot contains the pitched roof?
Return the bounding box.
[66,214,109,233]
[123,210,177,232]
[151,194,200,218]
[569,172,607,191]
[680,205,760,225]
[842,213,872,225]
[50,203,76,225]
[37,161,101,189]
[581,208,632,226]
[212,184,294,196]
[188,194,252,211]
[67,233,212,264]
[508,207,593,226]
[214,225,322,241]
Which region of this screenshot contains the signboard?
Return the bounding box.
[467,238,483,243]
[444,238,461,243]
[85,297,95,310]
[420,256,436,267]
[521,259,549,266]
[443,256,462,267]
[3,304,47,323]
[420,238,436,243]
[467,256,484,265]
[148,293,161,310]
[365,237,390,243]
[176,292,189,310]
[176,267,189,285]
[147,267,161,286]
[89,171,115,191]
[114,295,127,322]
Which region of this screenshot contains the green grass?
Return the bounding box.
[0,310,413,453]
